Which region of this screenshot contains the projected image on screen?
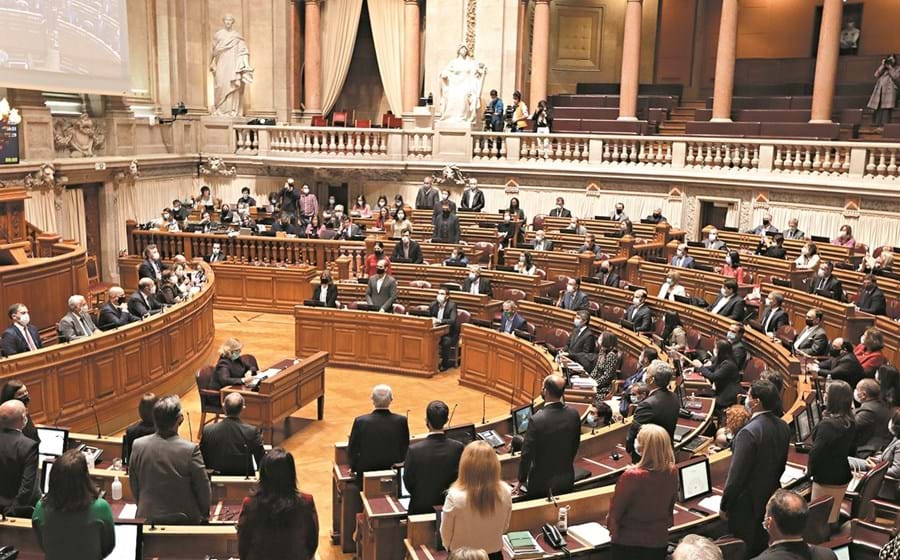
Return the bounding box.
[0,0,130,94]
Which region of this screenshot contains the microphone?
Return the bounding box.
[447,403,458,426]
[406,409,410,418]
[186,412,193,442]
[90,401,102,439]
[481,394,486,424]
[53,409,63,428]
[548,487,558,506]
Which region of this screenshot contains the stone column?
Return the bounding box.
[617,0,643,121]
[403,0,421,112]
[711,0,739,122]
[304,0,322,115]
[515,0,529,92]
[809,0,843,123]
[528,0,551,109]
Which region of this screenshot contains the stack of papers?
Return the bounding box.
[502,532,543,559]
[697,494,723,513]
[568,522,610,547]
[780,465,806,486]
[570,376,597,390]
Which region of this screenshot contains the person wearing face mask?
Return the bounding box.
[462,265,492,296]
[205,242,227,263]
[596,260,620,287]
[365,259,398,313]
[1,304,42,357]
[392,194,408,217]
[794,242,820,270]
[498,300,527,335]
[587,332,622,400]
[625,362,679,463]
[618,348,659,417]
[312,271,338,308]
[709,280,745,321]
[725,323,748,370]
[558,277,589,311]
[622,289,653,333]
[793,309,830,356]
[578,233,603,258]
[415,176,439,210]
[623,383,649,416]
[747,213,778,235]
[809,380,856,526]
[278,178,300,218]
[391,229,423,264]
[237,186,256,208]
[219,203,236,225]
[851,379,892,460]
[563,217,586,235]
[514,251,538,276]
[693,340,741,412]
[811,338,865,389]
[57,294,98,342]
[429,288,459,371]
[171,199,190,222]
[719,250,744,281]
[128,277,163,318]
[807,261,844,302]
[335,215,363,240]
[530,229,554,251]
[351,195,372,218]
[608,202,628,222]
[855,327,886,378]
[719,379,790,557]
[656,271,686,301]
[97,287,137,331]
[433,201,461,244]
[443,247,469,267]
[365,241,392,276]
[460,178,484,212]
[432,190,456,226]
[703,228,727,251]
[780,217,805,240]
[0,380,40,443]
[210,338,259,392]
[497,211,522,248]
[669,243,695,268]
[757,233,787,260]
[856,273,887,316]
[561,310,597,370]
[616,219,634,238]
[271,213,298,236]
[391,208,413,238]
[643,208,667,225]
[831,224,856,248]
[158,209,179,232]
[549,196,571,218]
[297,184,318,225]
[754,490,837,560]
[138,244,169,283]
[374,206,392,231]
[752,291,789,336]
[155,270,182,306]
[322,195,338,226]
[848,409,900,485]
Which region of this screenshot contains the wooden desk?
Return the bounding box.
[759,282,875,343]
[665,240,812,289]
[876,316,900,368]
[330,282,503,322]
[502,247,596,282]
[294,307,448,377]
[212,262,318,313]
[389,263,553,299]
[542,216,684,244]
[701,226,862,266]
[626,257,753,304]
[833,267,900,314]
[87,465,259,505]
[223,353,328,444]
[359,470,409,560]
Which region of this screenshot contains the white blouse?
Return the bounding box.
[441,485,513,554]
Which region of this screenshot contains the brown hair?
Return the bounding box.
[43,449,100,512]
[453,441,505,516]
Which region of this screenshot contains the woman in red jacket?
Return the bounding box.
[607,424,678,560]
[855,327,886,378]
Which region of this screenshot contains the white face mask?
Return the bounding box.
[664,277,672,284]
[18,313,30,326]
[676,249,684,257]
[801,247,809,256]
[468,272,476,280]
[402,236,410,244]
[632,297,641,305]
[441,194,449,201]
[721,287,728,296]
[817,269,826,278]
[725,256,732,266]
[437,294,446,304]
[634,438,642,456]
[151,251,160,260]
[709,233,717,241]
[567,285,575,293]
[765,299,773,307]
[573,318,582,328]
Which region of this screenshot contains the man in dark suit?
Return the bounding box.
[348,385,410,477]
[311,272,338,307]
[98,287,138,331]
[758,234,787,260]
[856,274,887,316]
[366,261,398,312]
[595,261,620,287]
[815,338,865,388]
[549,197,572,218]
[200,393,265,476]
[710,280,746,321]
[625,362,679,462]
[515,375,581,499]
[237,187,256,207]
[853,379,892,459]
[278,179,300,218]
[460,179,485,212]
[462,265,492,297]
[0,400,38,516]
[1,303,43,357]
[403,401,464,515]
[578,234,603,258]
[727,322,749,370]
[433,202,461,244]
[123,393,158,466]
[392,232,423,264]
[753,291,789,336]
[669,243,695,268]
[204,242,227,263]
[128,277,163,318]
[807,261,844,302]
[564,310,597,370]
[138,244,168,283]
[499,300,528,335]
[558,277,590,311]
[531,230,554,251]
[414,176,439,210]
[721,380,790,558]
[432,190,457,226]
[619,347,658,417]
[130,396,211,524]
[622,289,653,333]
[429,288,459,371]
[335,215,363,240]
[793,309,829,356]
[754,490,837,560]
[270,215,299,237]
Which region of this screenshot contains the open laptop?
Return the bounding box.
[36,427,69,458]
[445,424,477,446]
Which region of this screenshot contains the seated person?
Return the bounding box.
[123,393,158,465]
[201,393,265,476]
[856,274,887,316]
[57,294,98,342]
[703,228,727,251]
[609,202,628,222]
[656,271,686,301]
[1,303,42,356]
[562,217,586,235]
[392,230,423,263]
[303,215,327,239]
[644,208,666,224]
[237,186,256,207]
[334,215,362,240]
[463,265,492,296]
[859,247,894,275]
[661,311,687,351]
[622,289,652,332]
[196,185,215,209]
[444,247,469,267]
[312,271,338,308]
[747,213,778,235]
[621,382,649,418]
[156,270,182,306]
[365,242,392,276]
[498,300,528,335]
[271,213,299,236]
[616,219,634,238]
[832,224,856,248]
[557,277,589,311]
[128,278,163,318]
[670,244,695,268]
[578,234,603,258]
[97,287,137,332]
[350,195,372,218]
[513,251,538,276]
[619,348,658,417]
[531,230,553,251]
[374,206,392,230]
[171,199,190,222]
[812,338,865,388]
[807,261,844,301]
[752,291,789,336]
[209,338,259,392]
[783,218,805,240]
[794,242,820,270]
[793,309,829,356]
[709,280,745,321]
[430,288,458,372]
[718,251,745,281]
[714,404,751,449]
[756,234,787,259]
[855,327,886,378]
[549,197,572,218]
[595,260,620,287]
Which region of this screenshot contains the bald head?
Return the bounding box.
[543,374,566,402]
[223,392,244,416]
[0,400,27,430]
[108,286,125,299]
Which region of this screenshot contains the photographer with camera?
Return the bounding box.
[509,91,529,132]
[868,54,899,130]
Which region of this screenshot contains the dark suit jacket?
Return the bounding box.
[403,434,464,515]
[566,327,597,370]
[98,302,137,331]
[622,304,653,332]
[462,277,493,297]
[499,313,528,334]
[1,324,43,356]
[808,275,844,302]
[433,213,461,244]
[138,258,168,281]
[701,359,742,409]
[758,306,789,335]
[211,355,259,392]
[732,340,748,370]
[123,421,155,465]
[751,541,838,560]
[762,246,787,260]
[311,284,338,308]
[366,275,398,312]
[818,352,865,388]
[854,399,892,459]
[517,402,582,498]
[392,240,423,264]
[669,255,695,269]
[0,428,38,514]
[711,295,746,321]
[531,239,554,251]
[157,284,180,306]
[549,207,572,218]
[625,389,680,460]
[595,270,620,287]
[348,409,410,475]
[857,286,887,316]
[130,433,211,523]
[559,290,589,312]
[432,201,457,226]
[415,187,439,210]
[127,290,161,318]
[429,300,459,337]
[200,417,265,476]
[205,251,228,263]
[794,326,829,357]
[460,189,485,212]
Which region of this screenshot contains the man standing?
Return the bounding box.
[516,375,581,499]
[564,310,597,370]
[415,176,439,210]
[429,288,458,371]
[486,89,505,132]
[432,190,457,226]
[753,490,837,560]
[365,260,397,312]
[720,380,790,558]
[403,401,464,515]
[237,187,256,207]
[462,265,492,297]
[549,197,572,218]
[622,289,653,332]
[625,362,679,462]
[391,230,423,264]
[278,178,300,219]
[58,294,99,342]
[98,287,137,331]
[0,400,38,516]
[460,178,485,212]
[206,242,227,263]
[1,303,43,356]
[298,184,319,226]
[130,396,211,524]
[853,379,892,459]
[200,393,265,476]
[138,244,168,283]
[433,201,461,244]
[348,385,409,478]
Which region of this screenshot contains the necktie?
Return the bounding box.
[24,327,36,351]
[78,315,89,336]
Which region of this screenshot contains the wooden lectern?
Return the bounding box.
[0,185,28,247]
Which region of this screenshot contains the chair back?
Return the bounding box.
[803,495,834,544]
[854,460,889,521]
[588,300,600,316]
[473,241,494,265]
[742,357,766,384]
[311,116,328,127]
[457,309,471,325]
[409,280,432,289]
[714,537,746,560]
[392,303,406,314]
[500,288,526,302]
[354,119,372,128]
[545,328,570,351]
[620,354,639,377]
[332,111,351,127]
[195,366,221,412]
[776,324,797,346]
[86,255,101,284]
[532,214,545,231]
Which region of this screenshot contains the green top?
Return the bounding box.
[32,497,116,560]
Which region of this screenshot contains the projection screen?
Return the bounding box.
[0,0,131,95]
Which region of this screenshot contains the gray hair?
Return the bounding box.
[371,384,393,408]
[138,277,155,290]
[67,294,86,311]
[152,395,182,432]
[673,535,723,560]
[108,286,125,298]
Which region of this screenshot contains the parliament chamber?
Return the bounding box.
[1,0,900,559]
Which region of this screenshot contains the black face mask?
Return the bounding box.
[376,268,386,275]
[19,395,30,407]
[320,277,328,284]
[805,318,815,327]
[442,210,450,217]
[763,219,770,226]
[653,213,660,218]
[374,249,384,256]
[829,346,841,357]
[117,296,127,305]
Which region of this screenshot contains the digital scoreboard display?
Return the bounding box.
[0,124,20,165]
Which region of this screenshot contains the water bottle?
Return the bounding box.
[111,476,123,501]
[557,505,570,534]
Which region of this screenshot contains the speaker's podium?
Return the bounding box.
[222,351,328,444]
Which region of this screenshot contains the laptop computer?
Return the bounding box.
[445,424,477,446]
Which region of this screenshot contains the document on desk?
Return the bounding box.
[567,522,610,547]
[780,465,806,486]
[697,495,722,513]
[258,367,281,379]
[118,503,138,520]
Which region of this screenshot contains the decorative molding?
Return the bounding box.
[465,0,477,54]
[114,160,141,187]
[844,196,861,219]
[585,182,600,197]
[504,178,520,195]
[24,163,68,194]
[199,156,237,177]
[53,113,106,157]
[752,189,770,209]
[433,164,468,186]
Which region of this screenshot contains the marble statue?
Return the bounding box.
[438,44,487,125]
[210,14,254,117]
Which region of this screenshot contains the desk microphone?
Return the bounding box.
[447,403,458,426]
[186,412,194,442]
[90,401,102,439]
[406,409,410,418]
[53,409,63,428]
[481,394,486,424]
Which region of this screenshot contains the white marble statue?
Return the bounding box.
[438,44,487,125]
[209,14,254,117]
